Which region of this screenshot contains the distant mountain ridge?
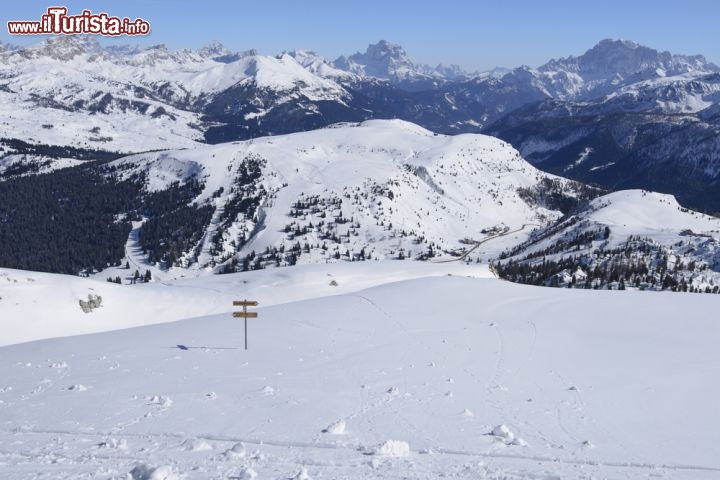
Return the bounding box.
[1,36,720,213]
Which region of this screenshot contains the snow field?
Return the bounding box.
[1,263,719,478]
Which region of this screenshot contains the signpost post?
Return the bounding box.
[233,300,258,350]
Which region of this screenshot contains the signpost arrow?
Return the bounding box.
[233,300,259,307]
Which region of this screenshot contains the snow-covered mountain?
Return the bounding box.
[2,36,720,212]
[99,120,594,277]
[285,49,356,81]
[482,41,720,213]
[0,36,354,151]
[495,190,720,291]
[483,82,720,213]
[334,40,418,80]
[8,117,720,295]
[539,39,716,98]
[0,119,602,277]
[333,40,474,90]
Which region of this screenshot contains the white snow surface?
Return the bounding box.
[1,261,720,479]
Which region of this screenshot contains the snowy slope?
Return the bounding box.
[496,190,720,290]
[0,261,482,347]
[587,190,720,232]
[105,119,587,276]
[1,262,719,479]
[523,189,720,251]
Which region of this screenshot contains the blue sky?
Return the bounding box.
[2,1,718,71]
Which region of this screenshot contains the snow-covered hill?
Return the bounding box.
[1,261,719,479]
[101,120,593,277]
[495,190,720,291]
[0,261,482,346]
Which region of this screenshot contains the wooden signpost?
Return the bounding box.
[233,300,259,350]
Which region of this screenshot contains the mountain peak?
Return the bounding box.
[198,41,230,58]
[286,49,354,79]
[147,43,169,52]
[367,39,408,57]
[25,35,103,61]
[595,38,641,50]
[541,38,715,78]
[198,42,257,64]
[334,40,415,81]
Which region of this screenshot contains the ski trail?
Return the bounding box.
[7,426,720,475]
[123,220,170,282]
[193,200,224,269]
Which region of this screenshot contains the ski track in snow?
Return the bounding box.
[3,426,720,478]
